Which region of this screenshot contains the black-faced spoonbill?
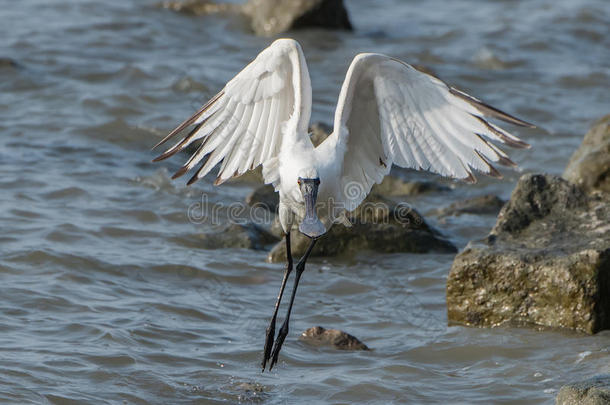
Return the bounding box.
[152,38,534,371]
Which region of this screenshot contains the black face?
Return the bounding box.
[297,177,326,239]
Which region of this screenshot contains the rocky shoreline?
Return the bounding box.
[446,115,609,335]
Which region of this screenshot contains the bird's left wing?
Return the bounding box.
[153,38,312,186]
[332,53,534,211]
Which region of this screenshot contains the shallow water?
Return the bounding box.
[1,0,609,403]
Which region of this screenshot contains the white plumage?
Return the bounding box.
[154,38,532,235]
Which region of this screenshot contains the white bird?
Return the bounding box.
[153,38,534,371]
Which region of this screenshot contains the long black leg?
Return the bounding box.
[268,237,317,371]
[261,232,293,371]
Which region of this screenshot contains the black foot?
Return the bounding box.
[268,322,289,371]
[261,317,276,371]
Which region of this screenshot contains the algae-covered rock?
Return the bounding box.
[447,174,610,334]
[556,375,610,405]
[563,115,610,194]
[268,193,456,262]
[300,326,369,350]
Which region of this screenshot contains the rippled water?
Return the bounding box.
[1,0,609,403]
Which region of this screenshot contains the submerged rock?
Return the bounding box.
[0,57,19,69]
[447,174,610,334]
[268,193,456,262]
[243,0,352,36]
[160,0,352,36]
[563,114,610,194]
[300,326,369,350]
[170,222,279,250]
[556,375,610,405]
[430,194,505,217]
[235,382,268,403]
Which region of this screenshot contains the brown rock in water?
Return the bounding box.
[268,193,456,262]
[556,375,610,405]
[447,174,610,334]
[159,0,239,14]
[300,326,369,350]
[430,194,505,217]
[563,114,610,194]
[0,57,19,69]
[160,0,352,36]
[243,0,352,36]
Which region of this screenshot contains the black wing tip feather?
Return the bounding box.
[171,165,189,180]
[464,172,477,184]
[474,150,503,180]
[449,87,536,128]
[471,115,531,149]
[152,147,179,162]
[186,174,200,186]
[151,90,224,151]
[497,155,518,168]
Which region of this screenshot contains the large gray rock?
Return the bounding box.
[160,0,352,36]
[159,0,239,15]
[563,114,610,194]
[556,375,610,405]
[447,174,610,334]
[243,0,352,36]
[268,193,456,262]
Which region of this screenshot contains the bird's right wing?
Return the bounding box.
[332,53,534,211]
[153,38,312,186]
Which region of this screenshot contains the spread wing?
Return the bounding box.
[153,38,312,186]
[332,53,534,211]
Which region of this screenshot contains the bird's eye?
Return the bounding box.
[297,179,301,185]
